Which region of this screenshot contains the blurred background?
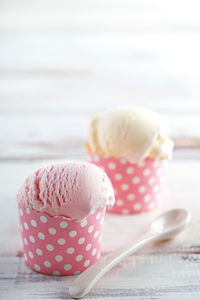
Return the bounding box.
[0,0,200,163]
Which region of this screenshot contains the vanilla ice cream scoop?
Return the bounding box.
[88,107,174,162]
[17,162,115,220]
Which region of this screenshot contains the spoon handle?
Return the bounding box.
[69,231,158,299]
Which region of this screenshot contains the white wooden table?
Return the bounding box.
[1,2,200,298]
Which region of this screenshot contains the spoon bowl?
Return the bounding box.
[151,208,191,240]
[69,208,191,299]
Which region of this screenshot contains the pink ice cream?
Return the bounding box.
[17,161,115,220]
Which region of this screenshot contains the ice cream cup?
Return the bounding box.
[18,203,105,276]
[87,150,167,215]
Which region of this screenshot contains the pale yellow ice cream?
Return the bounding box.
[87,107,174,163]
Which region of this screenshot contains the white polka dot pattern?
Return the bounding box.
[24,222,29,230]
[64,264,72,271]
[84,260,90,267]
[78,237,85,244]
[80,219,87,227]
[40,216,47,223]
[29,235,35,243]
[120,183,129,191]
[48,228,56,235]
[57,238,66,245]
[92,248,97,256]
[31,220,37,227]
[69,230,77,237]
[60,221,68,228]
[67,247,75,254]
[108,162,116,170]
[116,199,123,206]
[76,255,83,262]
[46,244,54,251]
[44,261,51,268]
[55,255,63,262]
[26,208,30,214]
[34,264,40,271]
[114,173,122,181]
[88,226,94,233]
[53,270,60,276]
[122,209,129,214]
[38,232,45,240]
[36,248,43,256]
[126,167,134,174]
[18,204,105,276]
[85,243,92,251]
[87,151,167,215]
[132,176,140,184]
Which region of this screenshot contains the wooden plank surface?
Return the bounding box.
[2,252,200,300]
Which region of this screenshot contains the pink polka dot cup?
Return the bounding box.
[87,151,167,215]
[18,203,105,276]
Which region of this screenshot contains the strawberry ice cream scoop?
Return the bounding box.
[17,161,115,220]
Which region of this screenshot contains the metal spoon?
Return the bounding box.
[69,208,191,299]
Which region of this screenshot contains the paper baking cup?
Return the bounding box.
[87,151,167,215]
[18,203,105,276]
